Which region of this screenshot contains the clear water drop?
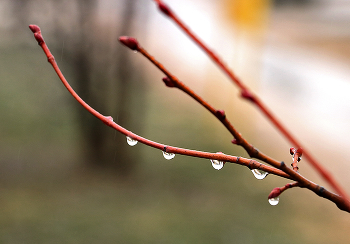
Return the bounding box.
[268,197,279,206]
[251,169,268,180]
[210,159,224,170]
[133,50,138,54]
[163,151,175,160]
[126,136,138,146]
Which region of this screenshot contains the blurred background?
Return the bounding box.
[0,0,350,243]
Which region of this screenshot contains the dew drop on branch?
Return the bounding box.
[210,159,224,170]
[126,136,138,146]
[163,151,175,160]
[268,197,279,206]
[251,169,268,180]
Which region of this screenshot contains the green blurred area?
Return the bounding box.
[0,0,350,243]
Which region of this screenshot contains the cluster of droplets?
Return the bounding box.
[268,197,279,206]
[125,135,279,205]
[251,169,268,180]
[126,136,138,146]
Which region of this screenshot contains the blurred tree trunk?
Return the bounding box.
[72,0,146,177]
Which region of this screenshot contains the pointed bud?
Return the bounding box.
[289,147,295,155]
[241,89,256,103]
[34,33,44,45]
[162,77,176,87]
[29,24,41,33]
[158,2,171,16]
[231,139,237,144]
[268,187,282,199]
[215,110,226,120]
[119,36,139,51]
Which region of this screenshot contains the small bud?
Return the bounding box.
[158,2,171,16]
[34,33,44,45]
[289,147,295,155]
[119,36,139,51]
[296,148,303,156]
[268,187,282,199]
[241,89,256,103]
[215,110,226,120]
[231,139,237,144]
[162,77,176,87]
[29,24,41,33]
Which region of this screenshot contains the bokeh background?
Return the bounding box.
[0,0,350,243]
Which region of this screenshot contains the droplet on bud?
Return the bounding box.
[210,159,224,170]
[126,136,138,146]
[251,169,268,180]
[163,151,175,160]
[268,197,279,206]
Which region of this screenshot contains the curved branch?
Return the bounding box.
[28,25,289,180]
[29,25,350,212]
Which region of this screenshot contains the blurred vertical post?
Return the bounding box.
[71,0,147,177]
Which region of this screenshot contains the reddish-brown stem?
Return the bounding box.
[268,182,299,199]
[153,0,349,201]
[30,25,350,212]
[29,25,288,179]
[119,36,350,211]
[124,37,283,169]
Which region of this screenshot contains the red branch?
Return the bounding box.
[268,182,299,200]
[153,0,349,201]
[29,25,350,212]
[28,25,289,179]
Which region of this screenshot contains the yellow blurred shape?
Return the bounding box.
[225,0,271,31]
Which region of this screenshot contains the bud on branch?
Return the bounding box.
[119,36,139,51]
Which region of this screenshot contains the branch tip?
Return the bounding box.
[34,33,44,45]
[119,36,139,51]
[158,2,171,16]
[268,187,282,199]
[29,24,40,33]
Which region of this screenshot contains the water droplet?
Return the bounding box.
[163,151,175,160]
[210,159,224,170]
[126,136,138,146]
[268,197,279,206]
[251,169,268,180]
[133,50,138,54]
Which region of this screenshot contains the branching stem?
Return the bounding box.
[153,0,349,201]
[29,23,350,212]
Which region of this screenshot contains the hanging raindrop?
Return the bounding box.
[268,197,279,206]
[210,159,224,170]
[126,136,138,146]
[251,169,268,180]
[163,151,175,160]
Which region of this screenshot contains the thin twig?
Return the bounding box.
[153,0,349,201]
[29,25,350,212]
